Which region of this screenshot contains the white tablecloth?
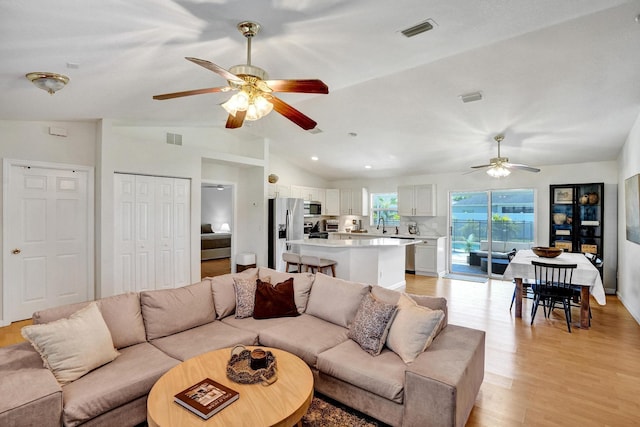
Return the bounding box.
[502,249,606,305]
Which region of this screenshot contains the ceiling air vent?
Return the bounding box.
[166,132,183,146]
[401,19,436,37]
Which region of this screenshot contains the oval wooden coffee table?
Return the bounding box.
[147,346,313,427]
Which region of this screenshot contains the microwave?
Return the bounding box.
[304,200,322,216]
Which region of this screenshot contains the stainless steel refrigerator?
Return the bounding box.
[268,198,305,271]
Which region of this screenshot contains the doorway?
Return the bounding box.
[449,189,535,277]
[201,183,233,278]
[3,159,94,324]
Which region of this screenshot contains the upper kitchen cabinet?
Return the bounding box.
[340,188,369,216]
[324,189,340,216]
[291,185,325,204]
[268,183,291,199]
[398,184,436,216]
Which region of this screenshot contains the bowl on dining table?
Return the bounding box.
[531,246,563,258]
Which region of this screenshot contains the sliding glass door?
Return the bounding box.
[450,189,535,277]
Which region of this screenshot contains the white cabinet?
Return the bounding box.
[324,189,340,216]
[415,237,447,277]
[340,188,369,216]
[291,185,326,204]
[398,184,436,216]
[268,183,291,199]
[114,174,191,293]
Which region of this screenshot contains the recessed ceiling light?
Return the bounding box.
[364,165,372,169]
[311,156,319,161]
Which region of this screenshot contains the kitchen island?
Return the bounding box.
[286,238,418,290]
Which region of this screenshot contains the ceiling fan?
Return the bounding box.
[470,134,541,177]
[153,21,328,130]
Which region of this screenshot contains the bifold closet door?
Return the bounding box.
[114,174,190,293]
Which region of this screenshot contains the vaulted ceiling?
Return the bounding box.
[1,1,639,179]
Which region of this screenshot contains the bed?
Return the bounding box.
[200,225,231,260]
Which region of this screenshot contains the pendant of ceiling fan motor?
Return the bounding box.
[228,21,270,88]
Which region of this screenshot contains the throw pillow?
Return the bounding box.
[233,277,258,318]
[201,224,213,234]
[253,278,300,319]
[210,268,258,319]
[21,302,120,385]
[386,293,445,363]
[348,293,398,356]
[258,267,315,313]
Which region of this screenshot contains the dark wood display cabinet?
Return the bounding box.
[549,183,604,276]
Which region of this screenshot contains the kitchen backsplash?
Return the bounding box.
[333,215,447,236]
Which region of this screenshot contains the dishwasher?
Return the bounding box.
[405,242,415,273]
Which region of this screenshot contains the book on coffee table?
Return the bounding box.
[174,378,239,419]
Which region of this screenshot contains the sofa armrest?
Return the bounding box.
[402,325,485,427]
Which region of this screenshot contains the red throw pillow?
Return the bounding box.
[253,278,300,319]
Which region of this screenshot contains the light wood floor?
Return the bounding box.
[2,274,639,426]
[201,257,231,278]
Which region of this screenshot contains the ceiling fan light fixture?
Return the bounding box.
[26,72,69,94]
[244,95,273,121]
[486,165,511,178]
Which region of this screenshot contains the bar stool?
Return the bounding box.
[301,255,337,277]
[282,252,302,273]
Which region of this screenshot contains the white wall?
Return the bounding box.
[617,113,640,323]
[201,186,233,232]
[268,153,330,188]
[330,160,619,291]
[0,120,97,324]
[96,120,267,297]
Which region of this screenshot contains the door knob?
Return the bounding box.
[12,248,21,254]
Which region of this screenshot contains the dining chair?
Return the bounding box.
[531,260,577,332]
[507,249,534,310]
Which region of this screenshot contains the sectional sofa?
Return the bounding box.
[0,267,485,427]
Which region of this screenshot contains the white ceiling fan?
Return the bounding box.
[470,134,541,177]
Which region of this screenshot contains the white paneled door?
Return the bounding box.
[114,174,190,293]
[3,160,94,323]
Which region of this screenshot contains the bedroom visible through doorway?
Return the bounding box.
[201,183,233,278]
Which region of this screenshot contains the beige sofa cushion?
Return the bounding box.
[21,303,119,385]
[317,339,406,403]
[61,342,179,427]
[372,285,448,328]
[258,267,315,313]
[305,273,371,328]
[32,292,146,350]
[141,279,215,340]
[210,268,258,319]
[386,293,445,363]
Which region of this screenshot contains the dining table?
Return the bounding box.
[502,249,607,329]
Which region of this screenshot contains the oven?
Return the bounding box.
[325,219,339,232]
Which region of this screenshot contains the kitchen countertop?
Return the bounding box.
[287,238,420,248]
[330,231,444,239]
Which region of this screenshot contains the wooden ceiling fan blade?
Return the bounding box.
[505,163,541,172]
[269,96,318,130]
[470,164,492,169]
[265,79,329,94]
[153,86,232,100]
[185,57,244,83]
[225,110,247,129]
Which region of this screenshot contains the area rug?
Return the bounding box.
[443,273,488,283]
[302,394,390,427]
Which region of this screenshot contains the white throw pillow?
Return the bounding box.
[386,293,445,363]
[21,302,119,384]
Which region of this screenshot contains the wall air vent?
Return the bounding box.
[401,19,436,37]
[166,132,183,145]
